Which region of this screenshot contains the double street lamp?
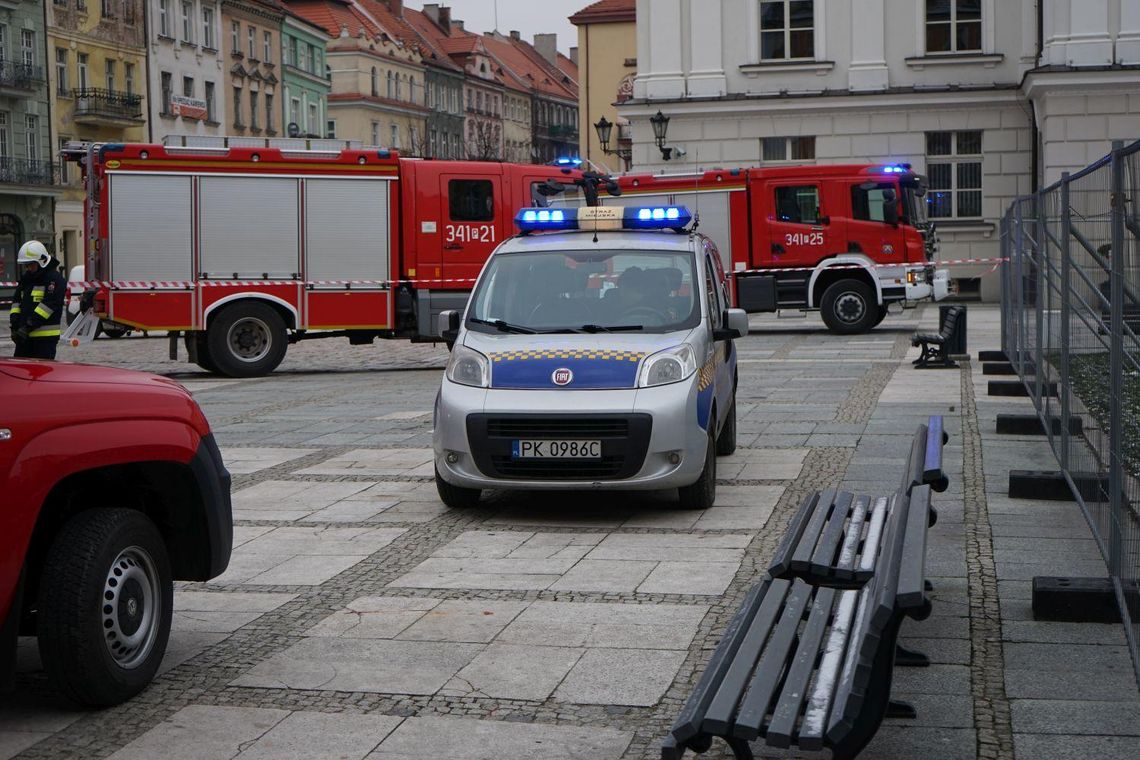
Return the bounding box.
[593,109,675,168]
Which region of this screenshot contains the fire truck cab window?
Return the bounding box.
[851,182,895,223]
[448,179,495,222]
[774,185,820,224]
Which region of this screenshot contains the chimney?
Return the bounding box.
[423,3,439,23]
[454,19,464,30]
[569,46,578,66]
[387,0,402,17]
[510,30,520,40]
[439,6,451,30]
[533,33,557,65]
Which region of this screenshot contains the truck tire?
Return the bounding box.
[184,332,220,374]
[820,279,877,334]
[99,323,131,339]
[872,305,889,327]
[206,302,288,378]
[679,422,717,510]
[36,509,173,707]
[435,467,482,508]
[716,399,737,456]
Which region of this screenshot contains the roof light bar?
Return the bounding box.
[513,206,693,232]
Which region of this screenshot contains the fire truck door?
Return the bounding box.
[761,182,840,268]
[846,180,906,261]
[436,173,506,279]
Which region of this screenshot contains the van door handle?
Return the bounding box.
[771,243,785,254]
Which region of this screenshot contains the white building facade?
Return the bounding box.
[146,0,227,140]
[624,0,1140,299]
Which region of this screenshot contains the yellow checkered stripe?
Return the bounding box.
[697,359,716,391]
[491,349,646,362]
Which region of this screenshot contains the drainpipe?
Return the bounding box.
[1029,0,1044,192]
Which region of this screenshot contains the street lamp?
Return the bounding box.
[593,115,631,169]
[649,110,673,161]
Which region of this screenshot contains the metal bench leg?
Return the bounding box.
[887,699,918,719]
[723,737,755,760]
[895,643,930,667]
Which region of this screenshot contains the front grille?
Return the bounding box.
[467,413,652,481]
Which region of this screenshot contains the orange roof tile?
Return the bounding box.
[569,0,635,25]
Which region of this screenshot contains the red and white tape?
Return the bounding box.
[0,257,1010,291]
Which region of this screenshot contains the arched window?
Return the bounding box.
[395,75,402,100]
[387,71,394,98]
[409,76,415,104]
[370,67,378,96]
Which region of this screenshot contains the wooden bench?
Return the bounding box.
[662,421,947,760]
[911,305,963,369]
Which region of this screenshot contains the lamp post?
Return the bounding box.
[649,110,673,161]
[593,115,631,170]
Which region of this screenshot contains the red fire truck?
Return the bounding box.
[63,139,585,377]
[609,164,950,332]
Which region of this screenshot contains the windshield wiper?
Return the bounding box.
[579,324,643,333]
[469,317,537,334]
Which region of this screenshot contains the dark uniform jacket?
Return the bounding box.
[9,258,67,340]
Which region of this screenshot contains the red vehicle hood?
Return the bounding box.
[0,359,189,393]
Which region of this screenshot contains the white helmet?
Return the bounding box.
[17,240,51,267]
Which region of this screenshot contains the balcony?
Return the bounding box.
[0,60,45,96]
[0,157,56,187]
[72,88,144,126]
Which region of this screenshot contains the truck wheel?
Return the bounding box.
[679,423,717,510]
[435,467,482,508]
[184,332,220,374]
[36,509,173,707]
[716,399,737,456]
[872,305,889,327]
[207,302,288,378]
[100,323,131,339]
[821,279,877,334]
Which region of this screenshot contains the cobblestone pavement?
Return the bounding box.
[3,306,1139,759]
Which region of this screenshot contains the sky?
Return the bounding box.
[402,0,585,57]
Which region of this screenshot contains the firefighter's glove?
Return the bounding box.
[12,326,29,344]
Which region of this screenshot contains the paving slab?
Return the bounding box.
[172,591,297,633]
[108,705,291,760]
[497,601,707,650]
[445,643,583,700]
[296,448,435,477]
[554,648,687,706]
[366,716,632,759]
[221,448,318,475]
[236,711,404,760]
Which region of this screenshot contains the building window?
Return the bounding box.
[760,0,813,60]
[371,67,378,97]
[158,0,169,37]
[0,112,7,158]
[205,80,215,121]
[409,76,415,104]
[20,29,34,68]
[327,119,336,139]
[774,185,821,224]
[761,135,815,162]
[182,75,193,97]
[290,97,300,127]
[263,31,271,62]
[249,90,258,129]
[125,62,135,95]
[387,71,393,98]
[101,0,117,18]
[181,1,192,43]
[265,93,273,131]
[926,130,982,218]
[161,71,172,113]
[232,86,242,126]
[55,49,69,95]
[926,0,982,53]
[0,24,7,64]
[298,41,310,72]
[370,121,378,146]
[395,75,402,100]
[59,138,70,183]
[390,123,399,148]
[231,20,239,54]
[248,26,255,59]
[105,59,116,92]
[24,115,38,161]
[307,102,317,133]
[78,53,88,89]
[202,7,214,49]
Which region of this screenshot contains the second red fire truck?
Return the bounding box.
[65,140,948,377]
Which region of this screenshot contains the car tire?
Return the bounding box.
[206,302,288,378]
[716,399,737,456]
[185,332,220,374]
[678,423,717,510]
[435,467,482,509]
[820,279,877,334]
[36,509,173,707]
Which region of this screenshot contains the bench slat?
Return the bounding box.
[826,584,878,743]
[902,425,929,494]
[667,581,771,745]
[869,491,910,632]
[809,492,854,579]
[799,589,859,751]
[858,497,890,574]
[764,586,838,748]
[897,485,932,609]
[701,579,793,736]
[924,416,944,482]
[834,495,870,580]
[768,492,823,578]
[729,580,813,741]
[790,489,837,573]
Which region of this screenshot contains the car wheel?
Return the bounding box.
[206,302,288,378]
[716,399,737,456]
[36,509,173,707]
[678,422,717,510]
[820,279,877,334]
[435,467,482,509]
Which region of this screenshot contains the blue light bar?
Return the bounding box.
[622,206,693,229]
[516,207,580,231]
[513,205,694,232]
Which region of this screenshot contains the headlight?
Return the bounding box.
[638,344,697,387]
[445,344,490,387]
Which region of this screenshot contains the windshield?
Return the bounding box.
[467,249,700,334]
[902,181,928,227]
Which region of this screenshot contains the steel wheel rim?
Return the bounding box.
[102,546,161,669]
[227,316,272,363]
[835,292,866,323]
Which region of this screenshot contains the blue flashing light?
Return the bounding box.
[513,205,694,232]
[515,207,580,231]
[622,206,694,230]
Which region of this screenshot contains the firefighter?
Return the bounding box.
[9,240,67,360]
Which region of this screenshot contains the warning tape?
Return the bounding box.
[0,258,1010,291]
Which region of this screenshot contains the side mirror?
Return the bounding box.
[438,309,461,341]
[714,308,749,340]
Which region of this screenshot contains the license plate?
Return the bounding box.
[512,439,602,459]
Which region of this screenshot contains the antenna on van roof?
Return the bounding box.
[691,146,700,233]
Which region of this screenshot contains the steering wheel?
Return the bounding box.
[621,306,670,325]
